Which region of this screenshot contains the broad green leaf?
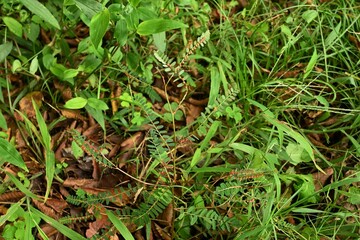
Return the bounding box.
[29,56,39,75]
[303,48,317,79]
[137,19,188,35]
[87,98,109,110]
[90,8,110,49]
[85,105,105,131]
[286,143,311,165]
[200,120,221,150]
[0,200,24,227]
[27,21,40,42]
[64,97,88,109]
[0,42,13,63]
[19,0,60,29]
[281,24,293,39]
[230,143,260,156]
[30,207,86,240]
[302,10,318,24]
[74,0,102,19]
[107,210,135,240]
[128,0,141,7]
[208,66,220,106]
[71,141,84,159]
[190,148,202,168]
[126,52,140,71]
[0,111,8,130]
[63,69,79,79]
[153,32,166,53]
[325,22,341,47]
[114,19,128,47]
[3,17,23,37]
[12,59,22,73]
[5,172,39,199]
[347,186,360,204]
[0,138,28,171]
[293,175,318,203]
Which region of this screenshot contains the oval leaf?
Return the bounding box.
[19,0,60,29]
[0,138,28,171]
[0,42,13,63]
[87,98,109,110]
[3,17,23,37]
[137,19,188,35]
[90,8,110,49]
[64,97,88,109]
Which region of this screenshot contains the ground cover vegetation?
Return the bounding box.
[0,0,359,239]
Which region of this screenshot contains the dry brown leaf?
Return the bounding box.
[121,132,144,149]
[0,191,25,202]
[134,230,146,240]
[152,86,180,103]
[157,203,173,227]
[83,124,102,138]
[312,168,333,191]
[348,34,360,50]
[60,109,86,120]
[176,138,195,156]
[38,223,58,239]
[86,214,110,238]
[45,198,69,213]
[19,91,43,118]
[80,187,131,207]
[15,129,27,148]
[32,199,60,219]
[184,102,203,125]
[153,222,171,240]
[92,158,101,181]
[307,133,326,148]
[110,83,122,115]
[0,205,8,215]
[320,116,338,126]
[275,70,301,78]
[186,97,208,106]
[63,178,99,188]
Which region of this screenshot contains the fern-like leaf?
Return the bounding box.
[132,187,173,227]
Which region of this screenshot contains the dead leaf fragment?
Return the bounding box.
[312,168,333,191]
[18,91,44,118]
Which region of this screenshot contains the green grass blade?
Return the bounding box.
[30,207,86,240]
[137,19,188,35]
[208,66,221,106]
[106,210,135,240]
[33,99,55,201]
[342,130,360,157]
[5,172,40,200]
[19,0,60,29]
[0,137,28,171]
[0,200,24,227]
[200,120,221,150]
[303,48,317,80]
